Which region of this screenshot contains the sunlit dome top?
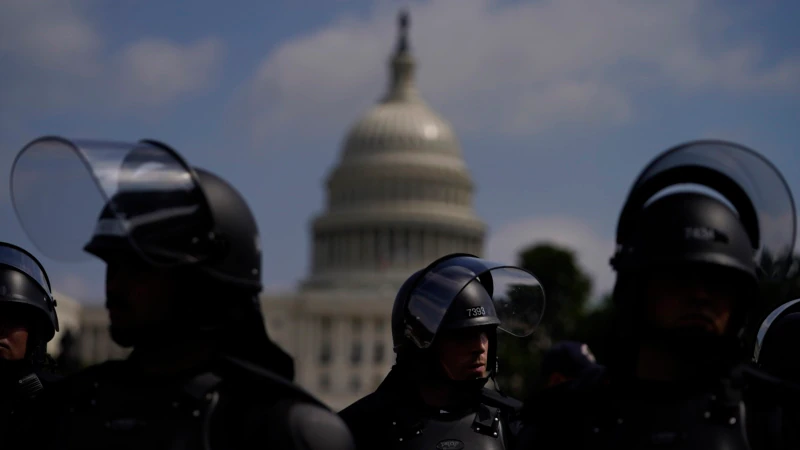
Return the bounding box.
[340,10,462,162]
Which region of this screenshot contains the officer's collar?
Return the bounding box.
[0,358,43,400]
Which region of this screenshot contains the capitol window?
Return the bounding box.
[351,341,363,365]
[319,373,331,392]
[349,375,362,393]
[320,342,332,365]
[373,341,385,363]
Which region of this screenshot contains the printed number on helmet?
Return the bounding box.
[466,307,486,317]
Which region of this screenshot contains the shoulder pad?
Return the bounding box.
[286,402,355,450]
[481,388,523,412]
[220,356,329,410]
[338,391,386,431]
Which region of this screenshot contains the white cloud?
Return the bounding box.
[114,37,225,108]
[0,0,225,117]
[0,0,102,76]
[236,0,800,145]
[485,216,617,300]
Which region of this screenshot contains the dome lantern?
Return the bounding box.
[383,9,418,104]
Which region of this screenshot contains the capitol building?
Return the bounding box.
[48,12,487,411]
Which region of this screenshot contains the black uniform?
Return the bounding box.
[45,354,349,449]
[516,140,797,450]
[0,243,62,450]
[10,136,355,450]
[746,300,800,449]
[340,253,546,449]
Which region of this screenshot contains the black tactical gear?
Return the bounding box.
[343,253,544,449]
[0,242,61,450]
[340,368,523,450]
[44,356,352,450]
[10,136,355,450]
[0,242,59,340]
[516,140,796,450]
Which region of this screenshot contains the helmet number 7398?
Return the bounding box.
[466,307,486,317]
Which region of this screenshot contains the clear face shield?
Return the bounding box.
[11,136,217,268]
[0,242,58,334]
[404,255,546,349]
[617,140,796,284]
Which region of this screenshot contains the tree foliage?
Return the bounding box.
[496,242,610,399]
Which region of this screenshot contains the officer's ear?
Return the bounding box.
[546,372,568,388]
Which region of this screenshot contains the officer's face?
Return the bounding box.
[644,269,736,335]
[105,257,179,346]
[435,327,491,381]
[0,310,29,361]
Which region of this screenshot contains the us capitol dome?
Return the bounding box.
[303,10,486,291]
[49,10,488,412]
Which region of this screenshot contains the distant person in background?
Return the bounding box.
[540,341,600,388]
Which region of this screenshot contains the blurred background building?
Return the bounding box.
[45,12,486,411]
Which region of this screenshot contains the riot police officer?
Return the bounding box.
[754,298,800,382]
[9,136,355,450]
[516,140,797,449]
[339,253,546,449]
[0,242,60,449]
[747,299,800,449]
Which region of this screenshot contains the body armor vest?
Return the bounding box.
[48,357,326,450]
[49,367,218,450]
[388,401,508,450]
[575,383,750,450]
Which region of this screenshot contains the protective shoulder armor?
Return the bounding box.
[287,402,355,450]
[481,388,523,413]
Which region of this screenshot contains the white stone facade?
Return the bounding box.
[48,12,487,412]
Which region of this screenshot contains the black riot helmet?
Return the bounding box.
[611,140,795,285]
[613,192,758,283]
[0,242,59,343]
[753,299,800,380]
[391,253,545,378]
[10,136,262,293]
[609,140,796,353]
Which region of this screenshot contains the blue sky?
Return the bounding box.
[1,0,799,305]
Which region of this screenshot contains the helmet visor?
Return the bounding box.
[11,136,214,268]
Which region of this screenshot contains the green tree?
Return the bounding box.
[495,242,595,399]
[573,292,615,365]
[517,244,593,340]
